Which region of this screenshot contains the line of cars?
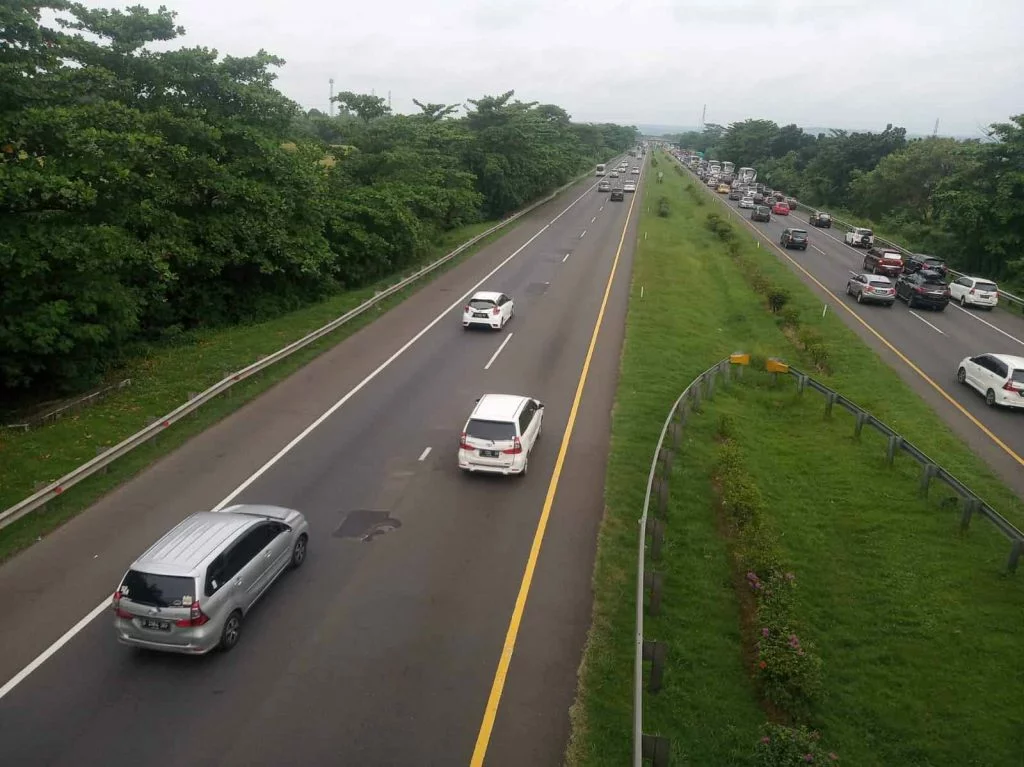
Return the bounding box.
[597,159,640,200]
[673,152,1024,413]
[109,152,645,656]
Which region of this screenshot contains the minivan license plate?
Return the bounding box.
[480,449,499,458]
[142,618,171,631]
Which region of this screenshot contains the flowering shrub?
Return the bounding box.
[755,625,824,714]
[754,723,839,766]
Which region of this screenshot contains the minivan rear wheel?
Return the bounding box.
[290,534,308,569]
[219,611,243,652]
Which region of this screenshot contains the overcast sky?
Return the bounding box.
[75,0,1023,137]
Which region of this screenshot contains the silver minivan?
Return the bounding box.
[112,504,309,654]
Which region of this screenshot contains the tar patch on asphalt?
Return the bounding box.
[525,282,550,296]
[333,510,402,541]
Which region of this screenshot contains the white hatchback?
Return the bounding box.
[738,196,755,209]
[458,394,544,476]
[624,181,637,193]
[956,353,1024,409]
[463,291,514,330]
[949,276,999,309]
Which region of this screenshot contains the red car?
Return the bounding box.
[772,201,790,215]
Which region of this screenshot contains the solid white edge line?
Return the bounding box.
[562,253,570,263]
[950,303,1024,347]
[418,446,432,462]
[0,175,602,704]
[483,333,514,371]
[591,216,596,223]
[908,310,946,335]
[579,230,586,239]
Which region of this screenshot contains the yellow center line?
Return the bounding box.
[716,188,1024,469]
[469,169,642,766]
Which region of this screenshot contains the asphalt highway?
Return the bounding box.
[675,157,1024,499]
[0,156,645,766]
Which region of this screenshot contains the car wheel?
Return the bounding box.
[936,305,946,312]
[885,301,894,308]
[290,533,308,569]
[519,457,529,476]
[856,292,863,304]
[985,389,996,407]
[956,367,967,385]
[845,283,852,295]
[219,610,243,652]
[960,295,967,307]
[907,295,916,308]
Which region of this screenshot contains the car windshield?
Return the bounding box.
[975,282,998,292]
[466,418,516,442]
[120,570,195,608]
[468,299,495,310]
[791,230,807,237]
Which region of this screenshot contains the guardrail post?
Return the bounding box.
[658,447,674,477]
[646,517,665,560]
[641,734,671,767]
[706,371,716,400]
[854,411,869,438]
[885,435,903,466]
[824,391,837,417]
[642,639,667,693]
[1007,540,1022,574]
[797,373,807,394]
[651,476,669,517]
[918,463,937,498]
[691,378,702,411]
[960,498,979,531]
[644,570,664,615]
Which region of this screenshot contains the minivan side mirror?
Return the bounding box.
[536,402,545,409]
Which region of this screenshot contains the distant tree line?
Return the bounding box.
[670,116,1024,289]
[0,2,638,400]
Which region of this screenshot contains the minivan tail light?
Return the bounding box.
[112,590,133,619]
[1004,380,1022,392]
[503,437,523,455]
[176,601,210,628]
[459,432,472,450]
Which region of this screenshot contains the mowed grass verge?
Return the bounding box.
[0,212,528,561]
[565,152,1024,766]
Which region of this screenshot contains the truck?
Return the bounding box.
[738,167,757,185]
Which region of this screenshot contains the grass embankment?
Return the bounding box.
[566,151,1024,766]
[0,215,519,561]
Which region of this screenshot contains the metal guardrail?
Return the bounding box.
[667,151,1024,312]
[633,357,733,767]
[0,161,621,532]
[632,353,1023,766]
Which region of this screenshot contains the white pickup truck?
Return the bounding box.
[845,227,875,248]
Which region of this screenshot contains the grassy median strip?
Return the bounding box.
[0,217,519,562]
[566,152,1024,766]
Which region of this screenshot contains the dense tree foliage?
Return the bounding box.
[0,2,637,400]
[669,115,1023,289]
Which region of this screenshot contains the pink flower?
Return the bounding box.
[761,627,770,637]
[804,755,814,763]
[761,736,770,744]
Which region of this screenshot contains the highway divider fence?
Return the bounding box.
[0,162,617,532]
[665,150,1024,313]
[633,353,1022,765]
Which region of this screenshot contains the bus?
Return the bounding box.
[596,164,606,177]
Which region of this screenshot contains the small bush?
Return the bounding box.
[750,270,771,295]
[767,288,791,313]
[777,307,801,328]
[754,723,839,766]
[704,212,735,241]
[657,196,671,217]
[717,413,735,439]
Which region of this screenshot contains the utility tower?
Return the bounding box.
[933,118,939,137]
[699,104,706,133]
[329,78,334,116]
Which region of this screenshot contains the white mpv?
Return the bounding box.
[956,353,1024,409]
[458,394,544,476]
[948,276,999,309]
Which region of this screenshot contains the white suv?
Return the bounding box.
[956,353,1024,409]
[458,394,544,476]
[463,291,514,330]
[949,276,999,309]
[844,227,875,248]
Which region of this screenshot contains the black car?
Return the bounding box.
[610,187,624,201]
[780,228,808,250]
[753,193,765,204]
[728,189,743,201]
[895,269,950,310]
[903,253,948,276]
[751,205,771,222]
[809,211,832,228]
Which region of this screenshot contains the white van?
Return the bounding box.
[596,164,606,177]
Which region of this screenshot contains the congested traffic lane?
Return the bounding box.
[0,156,644,766]
[678,162,1024,496]
[671,159,1024,497]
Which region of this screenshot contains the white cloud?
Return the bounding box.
[72,0,1024,135]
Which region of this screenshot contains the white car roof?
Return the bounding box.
[986,354,1024,367]
[963,276,998,284]
[470,291,503,302]
[471,393,531,421]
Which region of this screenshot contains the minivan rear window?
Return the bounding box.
[1012,370,1024,384]
[466,418,516,441]
[120,570,195,608]
[975,282,998,293]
